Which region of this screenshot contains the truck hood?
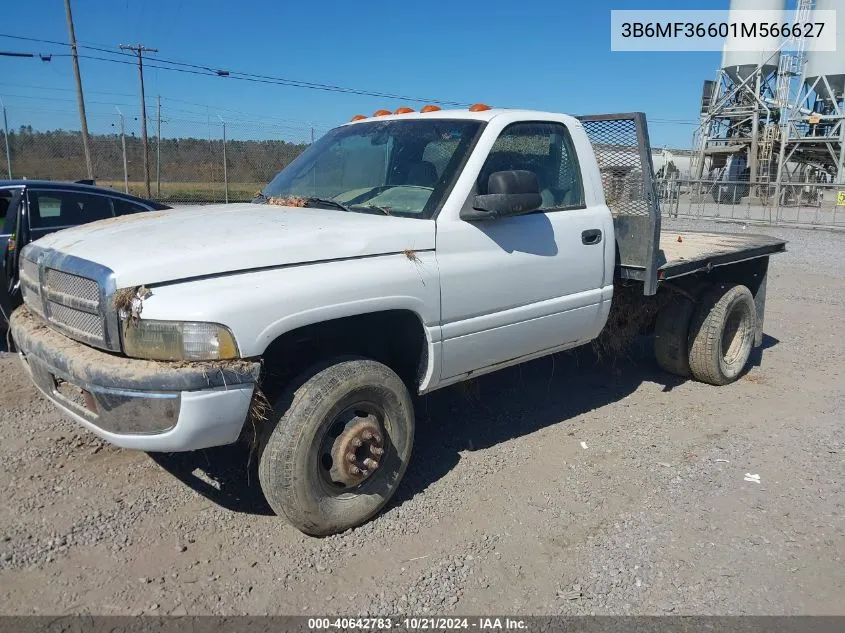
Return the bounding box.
[33,203,436,287]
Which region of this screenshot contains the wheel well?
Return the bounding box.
[259,310,428,402]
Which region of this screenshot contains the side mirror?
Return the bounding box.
[461,170,543,221]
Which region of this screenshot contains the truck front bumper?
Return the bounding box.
[10,307,260,452]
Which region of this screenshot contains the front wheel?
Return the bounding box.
[258,357,414,536]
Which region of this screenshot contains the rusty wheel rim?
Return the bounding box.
[318,403,388,494]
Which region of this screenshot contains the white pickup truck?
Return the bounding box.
[9,107,785,536]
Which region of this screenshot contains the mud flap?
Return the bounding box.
[753,269,768,348]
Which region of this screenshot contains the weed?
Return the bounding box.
[592,282,668,363]
[267,196,306,207]
[112,285,152,327]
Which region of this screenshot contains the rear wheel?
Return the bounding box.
[654,294,696,377]
[688,283,756,385]
[258,357,414,536]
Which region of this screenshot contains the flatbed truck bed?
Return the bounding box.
[639,231,786,282]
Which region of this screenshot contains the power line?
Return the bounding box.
[0,82,146,100]
[0,32,470,106]
[3,105,125,118]
[2,38,698,132]
[0,84,336,127]
[78,53,469,104]
[0,33,134,59]
[160,96,334,126]
[0,93,332,132]
[650,119,699,126]
[0,51,60,60]
[0,92,139,108]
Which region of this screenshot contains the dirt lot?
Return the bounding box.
[1,218,843,616]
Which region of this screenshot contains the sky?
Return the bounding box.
[0,0,736,148]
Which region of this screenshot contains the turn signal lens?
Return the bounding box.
[469,103,492,112]
[373,109,392,116]
[420,105,441,113]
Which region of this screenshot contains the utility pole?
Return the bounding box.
[156,95,161,198]
[64,0,94,180]
[120,43,158,198]
[1,98,11,178]
[218,115,228,204]
[117,107,128,194]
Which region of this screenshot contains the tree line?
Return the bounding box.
[1,127,310,185]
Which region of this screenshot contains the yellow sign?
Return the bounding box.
[838,191,845,206]
[809,114,821,125]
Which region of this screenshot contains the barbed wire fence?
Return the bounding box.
[0,103,329,204]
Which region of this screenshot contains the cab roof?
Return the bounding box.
[343,107,574,126]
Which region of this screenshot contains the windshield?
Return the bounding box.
[258,119,483,218]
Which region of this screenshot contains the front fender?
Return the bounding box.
[137,253,443,389]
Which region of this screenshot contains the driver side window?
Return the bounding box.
[478,122,585,211]
[291,135,390,199]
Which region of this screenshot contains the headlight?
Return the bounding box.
[122,320,240,361]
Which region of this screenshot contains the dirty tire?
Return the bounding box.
[688,283,756,386]
[258,357,414,536]
[654,294,696,377]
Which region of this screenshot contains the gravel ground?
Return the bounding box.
[0,218,843,616]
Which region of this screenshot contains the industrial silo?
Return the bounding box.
[720,0,786,85]
[804,0,845,103]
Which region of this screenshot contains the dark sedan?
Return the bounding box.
[1,180,171,328]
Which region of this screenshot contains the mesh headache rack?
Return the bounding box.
[576,112,661,295]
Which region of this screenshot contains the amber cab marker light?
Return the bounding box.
[350,114,367,121]
[469,103,492,112]
[394,107,415,114]
[420,105,441,113]
[373,109,392,116]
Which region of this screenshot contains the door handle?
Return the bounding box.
[581,229,602,245]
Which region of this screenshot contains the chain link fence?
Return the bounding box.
[0,106,325,204]
[3,105,844,226]
[658,177,845,228]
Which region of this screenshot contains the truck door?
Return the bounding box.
[436,120,610,380]
[1,188,25,324]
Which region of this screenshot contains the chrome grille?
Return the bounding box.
[45,269,100,304]
[20,258,39,288]
[46,302,105,342]
[20,246,118,352]
[20,258,44,317]
[21,284,44,317]
[20,257,44,317]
